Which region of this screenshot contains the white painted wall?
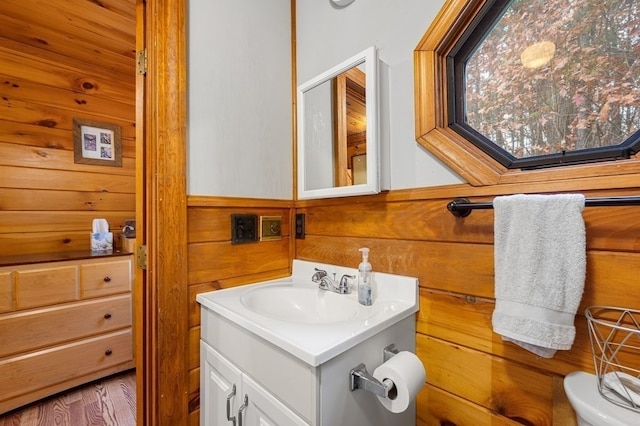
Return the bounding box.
[187,0,293,199]
[187,0,464,199]
[296,0,464,189]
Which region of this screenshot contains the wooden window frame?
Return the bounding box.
[414,0,640,187]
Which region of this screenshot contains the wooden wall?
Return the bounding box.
[0,0,136,256]
[185,186,640,425]
[186,182,640,425]
[186,196,295,424]
[295,183,640,425]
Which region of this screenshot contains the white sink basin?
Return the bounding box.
[197,260,419,366]
[241,285,360,324]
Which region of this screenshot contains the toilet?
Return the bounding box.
[564,371,640,425]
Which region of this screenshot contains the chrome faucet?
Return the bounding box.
[312,268,355,294]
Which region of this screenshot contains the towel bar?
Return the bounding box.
[447,196,640,217]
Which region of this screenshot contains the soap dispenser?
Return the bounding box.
[358,247,372,306]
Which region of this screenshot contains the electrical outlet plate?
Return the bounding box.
[295,213,305,239]
[260,216,282,241]
[231,214,258,244]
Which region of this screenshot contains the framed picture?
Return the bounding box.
[73,118,122,167]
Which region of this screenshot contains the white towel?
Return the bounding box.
[492,193,586,358]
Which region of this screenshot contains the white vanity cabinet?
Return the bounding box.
[199,304,417,426]
[197,260,421,426]
[201,342,242,426]
[201,342,308,426]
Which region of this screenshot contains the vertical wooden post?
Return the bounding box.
[139,0,190,424]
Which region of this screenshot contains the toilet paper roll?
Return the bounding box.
[372,351,426,413]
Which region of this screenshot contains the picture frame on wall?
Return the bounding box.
[73,118,122,167]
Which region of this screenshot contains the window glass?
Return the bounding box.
[463,0,640,162]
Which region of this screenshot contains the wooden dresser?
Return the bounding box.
[0,251,135,414]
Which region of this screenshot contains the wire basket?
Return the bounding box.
[586,306,640,414]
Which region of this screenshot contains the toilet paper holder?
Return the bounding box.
[349,344,399,398]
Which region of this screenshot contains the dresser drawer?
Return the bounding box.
[0,329,133,403]
[15,266,78,310]
[0,295,132,358]
[80,259,131,298]
[0,272,11,313]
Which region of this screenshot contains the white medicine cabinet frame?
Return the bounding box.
[297,46,380,200]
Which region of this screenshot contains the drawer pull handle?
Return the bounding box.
[238,394,248,426]
[104,313,112,320]
[105,348,113,356]
[103,276,112,283]
[226,384,237,426]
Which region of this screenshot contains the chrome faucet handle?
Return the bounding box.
[339,274,355,293]
[312,268,328,282]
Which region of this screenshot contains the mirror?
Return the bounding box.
[297,46,379,199]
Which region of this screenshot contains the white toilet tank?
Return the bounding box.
[564,371,640,426]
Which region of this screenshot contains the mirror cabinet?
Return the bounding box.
[297,46,379,199]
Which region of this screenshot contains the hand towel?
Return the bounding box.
[492,193,586,358]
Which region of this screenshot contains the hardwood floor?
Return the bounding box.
[0,370,136,426]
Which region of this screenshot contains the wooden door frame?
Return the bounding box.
[136,0,190,424]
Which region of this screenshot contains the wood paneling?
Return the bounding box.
[0,18,134,78]
[0,67,134,120]
[186,200,294,420]
[0,141,135,175]
[0,120,136,158]
[419,335,553,424]
[0,0,135,54]
[417,385,522,426]
[0,231,106,256]
[0,188,135,211]
[0,0,136,257]
[0,212,133,234]
[296,186,640,425]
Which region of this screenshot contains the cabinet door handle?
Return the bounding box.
[105,348,113,356]
[104,313,112,319]
[226,384,237,426]
[237,394,248,426]
[103,276,112,283]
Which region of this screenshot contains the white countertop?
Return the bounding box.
[196,259,419,366]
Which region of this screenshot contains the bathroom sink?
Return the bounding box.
[241,285,360,324]
[197,259,419,366]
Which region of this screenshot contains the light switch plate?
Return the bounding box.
[231,214,258,244]
[260,216,282,241]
